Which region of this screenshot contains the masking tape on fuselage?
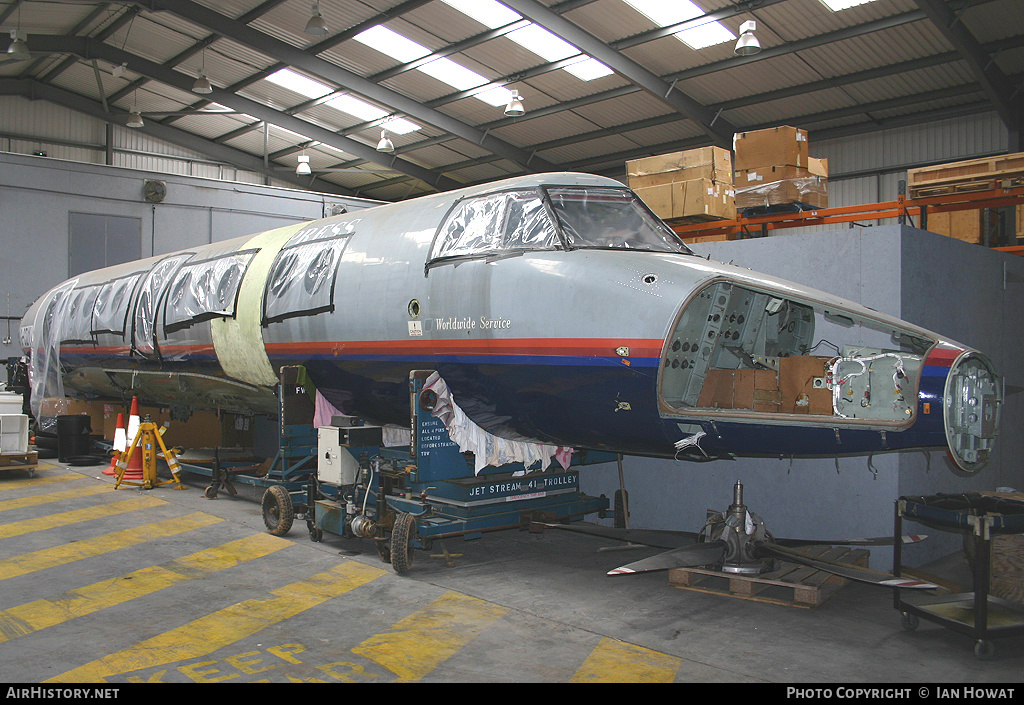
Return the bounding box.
[210,223,306,386]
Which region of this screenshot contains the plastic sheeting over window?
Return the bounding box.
[429,190,559,263]
[263,229,349,325]
[28,280,76,419]
[546,187,691,253]
[164,250,257,334]
[133,253,194,356]
[92,273,142,336]
[61,286,100,344]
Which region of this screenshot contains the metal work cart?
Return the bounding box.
[893,493,1024,659]
[305,370,614,574]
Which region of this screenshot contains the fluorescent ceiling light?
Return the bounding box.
[622,0,735,50]
[326,95,420,134]
[818,0,876,9]
[265,68,333,99]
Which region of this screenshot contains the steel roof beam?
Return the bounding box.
[0,77,356,196]
[139,0,555,173]
[498,0,736,148]
[13,34,463,192]
[913,0,1020,137]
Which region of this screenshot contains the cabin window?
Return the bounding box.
[92,273,142,337]
[133,253,194,356]
[263,229,350,325]
[429,190,559,263]
[660,279,932,427]
[163,249,258,333]
[546,187,691,253]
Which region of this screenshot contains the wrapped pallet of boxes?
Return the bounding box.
[627,147,735,223]
[733,126,828,211]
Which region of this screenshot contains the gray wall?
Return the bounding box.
[579,226,1024,569]
[0,152,381,361]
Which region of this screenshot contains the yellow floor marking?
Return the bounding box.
[0,511,223,581]
[0,483,113,512]
[0,471,79,490]
[0,495,165,539]
[351,590,509,682]
[0,533,290,644]
[570,637,681,683]
[46,560,387,683]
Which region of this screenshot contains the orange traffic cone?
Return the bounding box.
[122,398,144,481]
[103,412,126,476]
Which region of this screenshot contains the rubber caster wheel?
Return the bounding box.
[261,485,294,536]
[390,512,417,575]
[974,640,995,660]
[375,538,392,564]
[204,486,218,499]
[614,489,629,529]
[307,521,323,542]
[900,612,919,631]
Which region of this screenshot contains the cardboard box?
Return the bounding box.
[627,146,733,189]
[736,157,828,185]
[697,368,780,411]
[733,126,809,171]
[735,177,828,210]
[635,178,735,221]
[673,179,735,220]
[779,356,833,415]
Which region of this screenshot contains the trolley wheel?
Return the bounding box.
[203,486,218,500]
[375,538,392,564]
[614,489,629,529]
[307,521,323,542]
[390,512,417,575]
[974,640,995,660]
[261,485,294,536]
[900,612,919,631]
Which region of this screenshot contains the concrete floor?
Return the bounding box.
[0,458,1022,684]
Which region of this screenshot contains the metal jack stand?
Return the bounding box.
[114,416,186,491]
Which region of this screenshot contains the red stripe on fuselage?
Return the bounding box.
[264,338,665,358]
[60,339,666,359]
[924,345,962,368]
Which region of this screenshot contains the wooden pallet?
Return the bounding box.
[908,152,1024,199]
[0,450,37,468]
[668,545,869,608]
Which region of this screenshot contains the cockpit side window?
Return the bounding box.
[428,189,560,264]
[546,187,692,254]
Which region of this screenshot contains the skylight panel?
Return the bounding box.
[505,24,577,62]
[265,68,333,99]
[476,85,515,107]
[819,0,876,9]
[622,0,735,50]
[441,0,520,29]
[326,95,420,134]
[354,25,431,63]
[418,56,489,91]
[564,57,613,81]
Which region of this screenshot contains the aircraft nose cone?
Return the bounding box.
[942,350,1002,474]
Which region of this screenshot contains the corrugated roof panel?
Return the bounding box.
[15,0,108,35]
[491,110,605,145]
[995,45,1024,75]
[517,67,629,104]
[403,1,503,45]
[444,160,519,184]
[755,0,921,43]
[221,128,302,157]
[962,1,1024,43]
[538,133,649,165]
[797,20,952,77]
[566,90,672,128]
[840,64,976,105]
[110,15,199,65]
[614,120,707,149]
[203,36,279,75]
[681,53,825,105]
[166,113,260,141]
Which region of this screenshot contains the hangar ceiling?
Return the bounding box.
[1,0,1022,201]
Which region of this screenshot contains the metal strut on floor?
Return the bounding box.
[113,416,186,491]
